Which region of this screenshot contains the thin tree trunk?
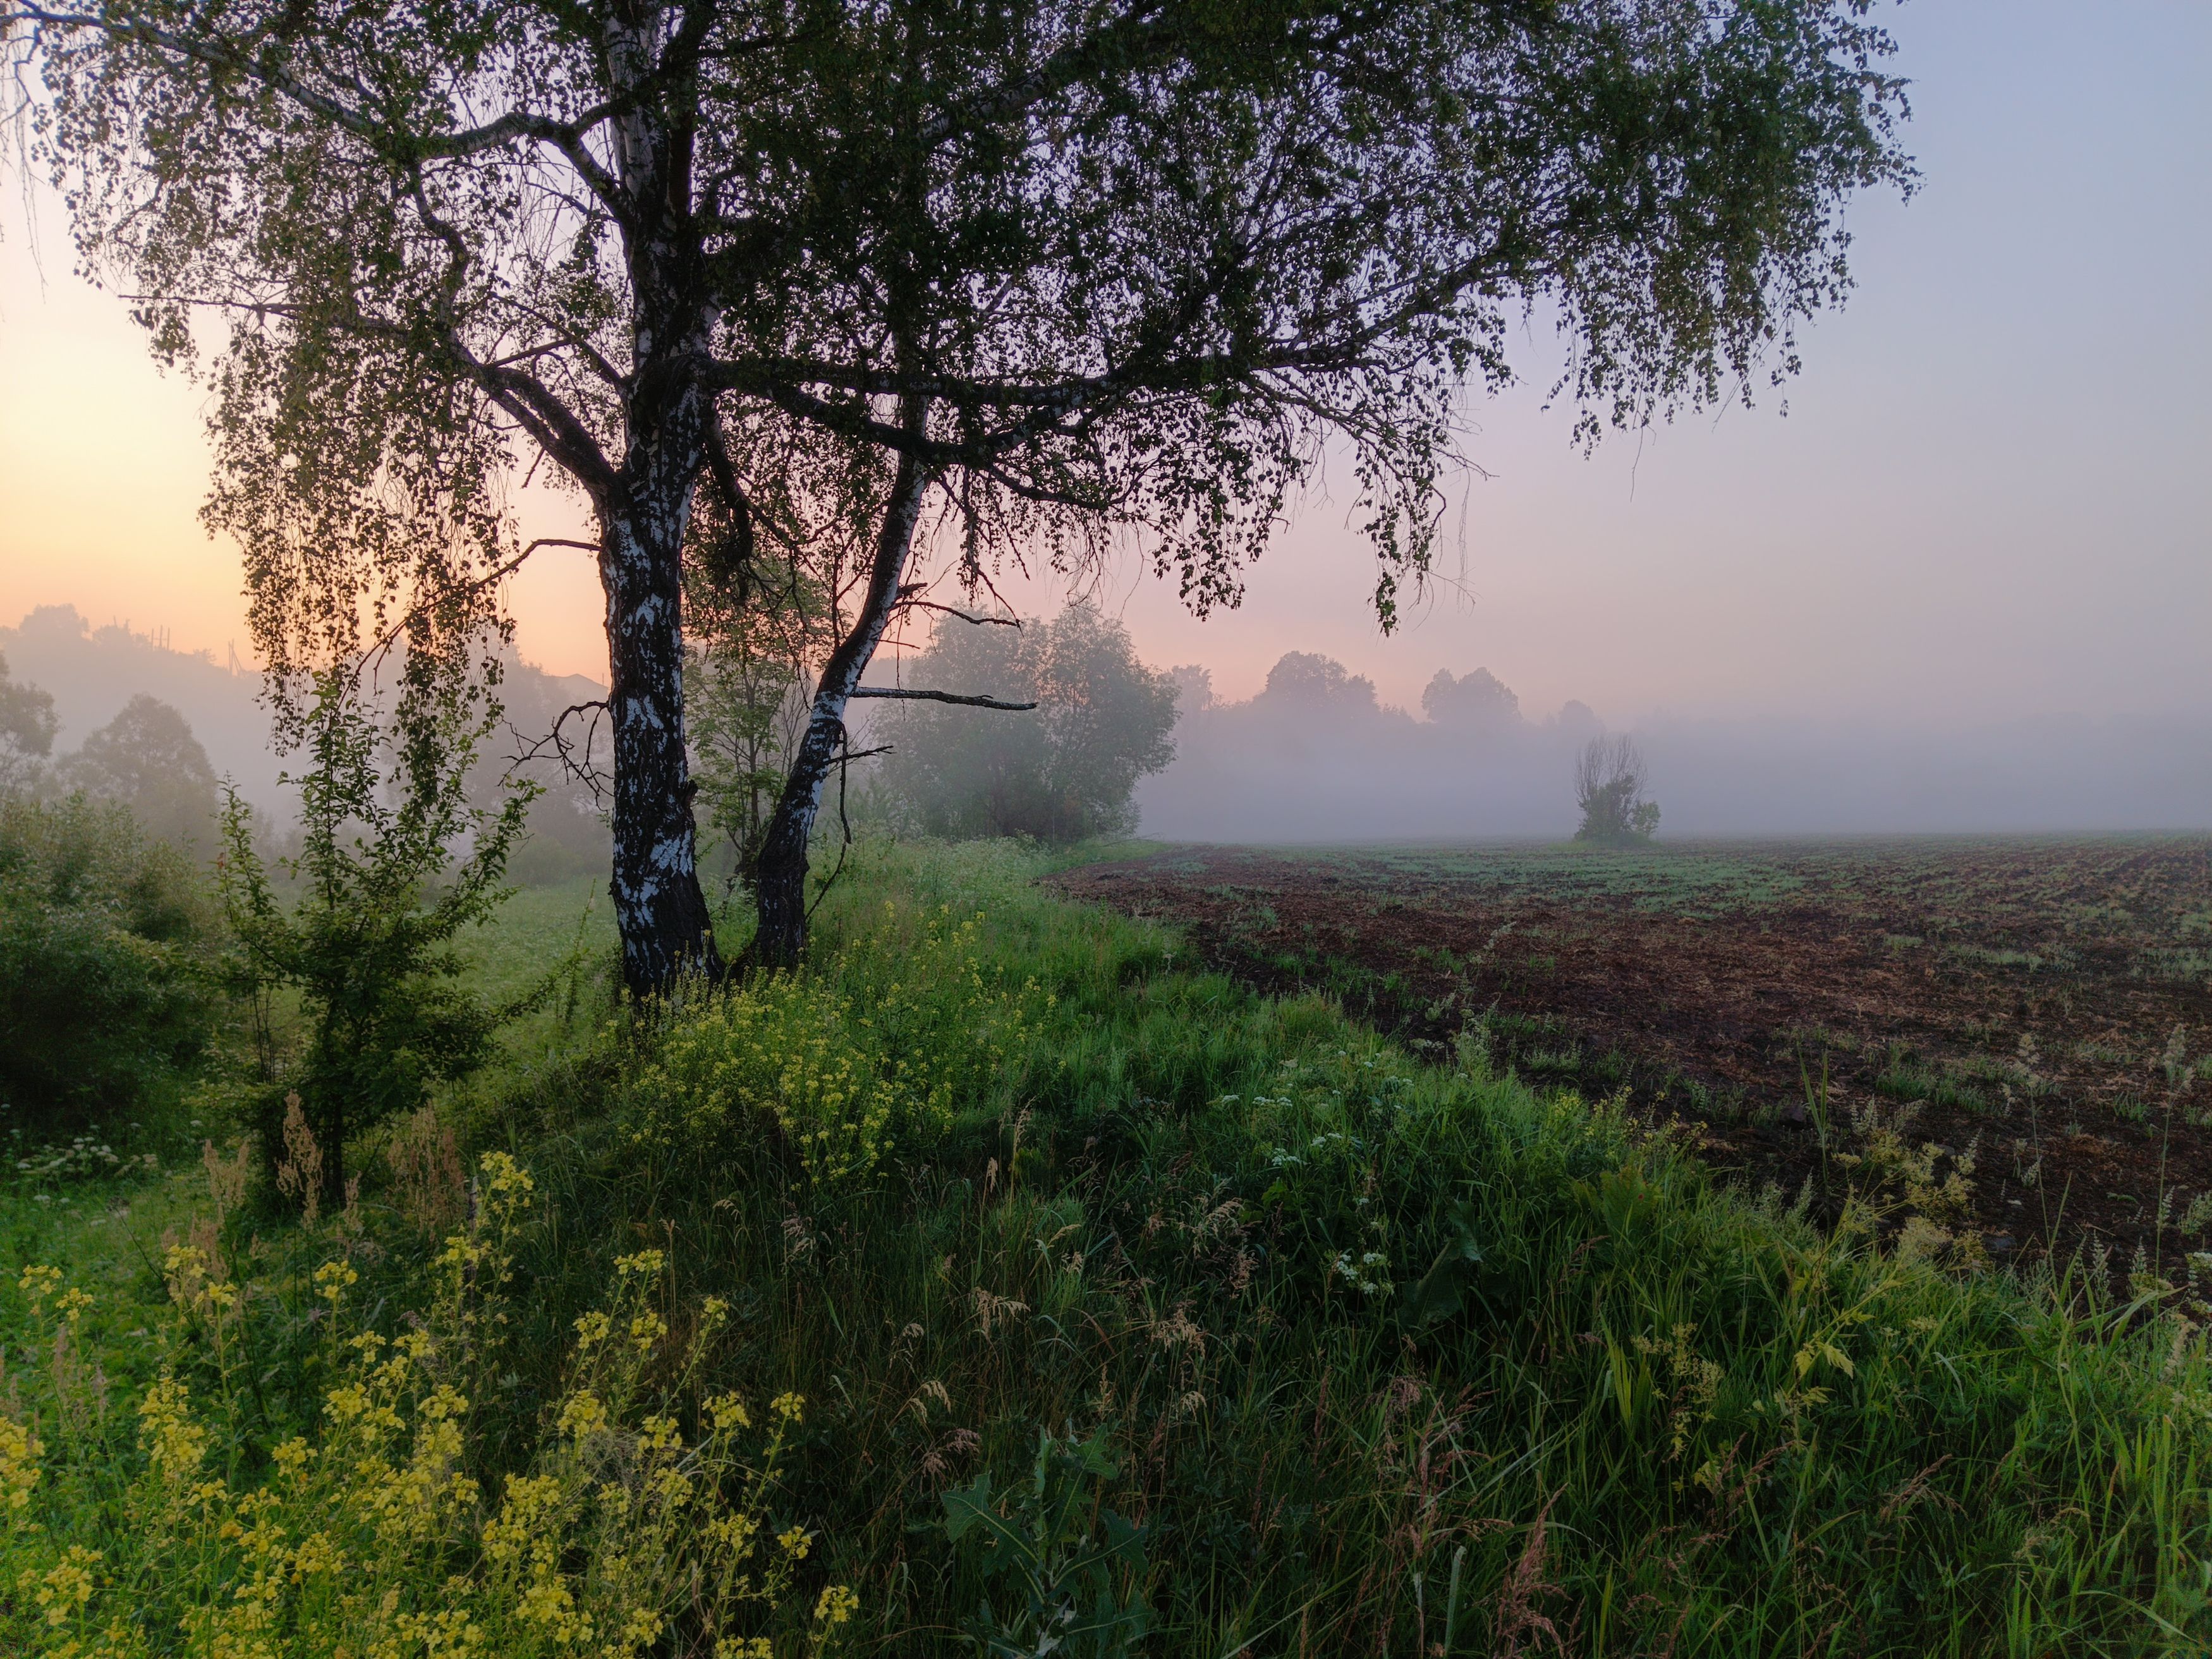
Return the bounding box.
[750,420,931,969]
[601,484,721,997]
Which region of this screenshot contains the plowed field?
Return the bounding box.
[1054,839,2212,1277]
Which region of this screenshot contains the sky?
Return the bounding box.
[3,0,2208,732]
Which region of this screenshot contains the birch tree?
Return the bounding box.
[6,0,1911,983]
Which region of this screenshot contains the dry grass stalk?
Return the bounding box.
[386,1105,466,1236]
[202,1138,252,1226]
[1491,1495,1567,1657]
[274,1093,323,1225]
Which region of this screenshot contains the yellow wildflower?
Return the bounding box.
[815,1584,860,1627]
[21,1545,101,1627]
[315,1259,360,1303]
[478,1151,534,1198]
[17,1263,62,1314]
[0,1416,44,1517]
[559,1390,610,1441]
[137,1377,208,1484]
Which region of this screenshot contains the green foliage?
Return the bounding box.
[3,840,2207,1656]
[624,907,1043,1186]
[942,1430,1151,1659]
[217,671,535,1203]
[877,608,1177,844]
[544,842,2207,1653]
[20,0,1914,983]
[687,569,832,888]
[0,793,217,1119]
[0,1155,858,1658]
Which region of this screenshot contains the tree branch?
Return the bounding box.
[14,4,631,214]
[847,688,1036,710]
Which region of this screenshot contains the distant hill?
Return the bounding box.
[1,607,615,875]
[0,605,282,809]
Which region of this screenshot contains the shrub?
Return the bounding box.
[625,905,1043,1185]
[0,793,216,1119]
[0,1153,857,1658]
[218,671,536,1206]
[1574,732,1660,842]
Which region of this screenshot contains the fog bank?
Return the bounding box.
[1138,655,2212,842]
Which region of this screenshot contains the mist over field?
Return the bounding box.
[1136,653,2212,842]
[13,602,2209,844]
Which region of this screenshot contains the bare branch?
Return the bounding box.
[896,599,1021,628]
[507,699,613,800]
[847,688,1036,711]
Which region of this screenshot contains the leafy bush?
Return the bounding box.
[625,905,1043,1185]
[942,1430,1151,1659]
[1574,732,1660,843]
[0,1153,858,1658]
[0,793,217,1119]
[219,671,535,1205]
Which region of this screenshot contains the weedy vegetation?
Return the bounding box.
[3,840,2208,1655]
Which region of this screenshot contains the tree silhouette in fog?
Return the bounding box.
[58,695,219,849]
[1575,734,1661,844]
[878,608,1177,844]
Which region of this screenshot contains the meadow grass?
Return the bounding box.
[3,840,2207,1655]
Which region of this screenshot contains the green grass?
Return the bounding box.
[3,840,2209,1655]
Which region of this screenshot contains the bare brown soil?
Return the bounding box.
[1053,839,2212,1277]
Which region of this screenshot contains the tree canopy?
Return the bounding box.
[876,605,1177,844]
[57,693,221,848]
[0,652,59,793]
[7,0,1912,982]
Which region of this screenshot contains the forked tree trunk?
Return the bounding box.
[750,436,930,969]
[600,467,721,997]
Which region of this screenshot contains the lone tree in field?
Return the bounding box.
[7,0,1910,985]
[1574,733,1660,844]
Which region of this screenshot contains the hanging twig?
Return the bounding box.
[805,722,890,924]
